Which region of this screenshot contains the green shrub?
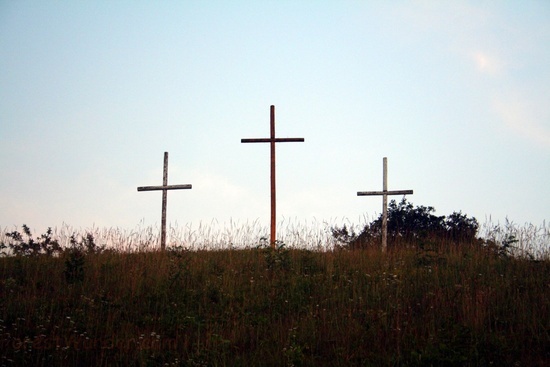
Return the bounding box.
[3,225,62,256]
[332,198,479,249]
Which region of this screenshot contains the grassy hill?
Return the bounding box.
[1,242,549,366]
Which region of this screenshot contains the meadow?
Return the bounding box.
[0,220,549,366]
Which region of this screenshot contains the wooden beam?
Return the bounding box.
[138,184,192,191]
[241,105,305,248]
[137,152,192,250]
[357,157,413,251]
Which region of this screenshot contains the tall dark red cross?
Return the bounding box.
[241,105,304,248]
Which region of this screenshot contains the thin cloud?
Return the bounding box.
[187,169,266,221]
[471,51,504,75]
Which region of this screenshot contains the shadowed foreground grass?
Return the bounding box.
[1,244,548,366]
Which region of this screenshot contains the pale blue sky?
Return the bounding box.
[1,1,549,238]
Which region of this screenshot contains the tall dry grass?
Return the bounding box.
[2,216,547,256]
[1,217,359,253]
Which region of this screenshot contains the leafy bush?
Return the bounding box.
[63,233,107,283]
[1,225,107,283]
[332,198,479,249]
[480,234,521,259]
[67,232,106,254]
[64,247,86,283]
[3,224,62,256]
[258,237,291,271]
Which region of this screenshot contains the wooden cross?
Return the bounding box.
[241,105,305,248]
[357,157,413,251]
[137,152,192,250]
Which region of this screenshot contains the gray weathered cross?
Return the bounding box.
[241,105,305,248]
[357,157,413,251]
[137,152,192,250]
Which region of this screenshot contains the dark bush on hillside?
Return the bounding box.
[1,225,106,259]
[68,232,106,254]
[332,198,479,249]
[3,224,62,256]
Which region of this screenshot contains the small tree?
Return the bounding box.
[445,211,479,242]
[332,198,478,249]
[63,233,106,283]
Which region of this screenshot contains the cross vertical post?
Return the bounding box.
[241,105,305,248]
[357,157,413,251]
[382,157,388,250]
[161,152,168,249]
[270,106,276,245]
[137,152,192,250]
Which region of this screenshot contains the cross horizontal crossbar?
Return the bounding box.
[357,190,413,196]
[137,184,192,192]
[241,138,305,143]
